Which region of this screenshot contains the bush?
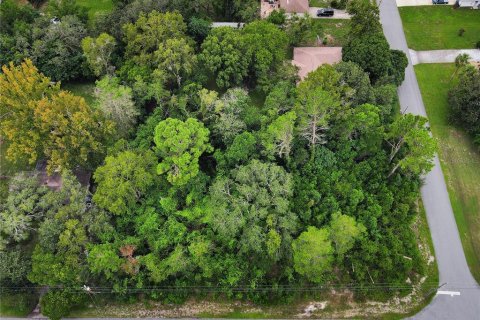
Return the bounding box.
[40,291,86,320]
[448,66,480,141]
[267,9,286,25]
[458,28,465,37]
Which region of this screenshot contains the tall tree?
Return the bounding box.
[385,114,436,177]
[34,91,114,173]
[295,88,340,148]
[261,111,297,159]
[292,226,333,283]
[200,27,248,88]
[81,33,116,77]
[208,159,296,266]
[0,59,59,166]
[94,76,139,137]
[154,118,213,186]
[93,150,157,215]
[154,37,196,88]
[0,173,49,248]
[242,20,288,90]
[123,10,188,65]
[329,212,365,259]
[31,15,87,81]
[448,66,480,140]
[1,60,114,173]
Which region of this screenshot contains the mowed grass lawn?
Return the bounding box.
[415,64,480,282]
[399,6,480,50]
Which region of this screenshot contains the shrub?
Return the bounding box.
[40,291,86,320]
[458,28,465,37]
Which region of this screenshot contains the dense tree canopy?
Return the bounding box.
[0,1,435,317]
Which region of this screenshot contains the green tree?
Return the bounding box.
[200,27,248,88]
[295,88,340,148]
[123,10,188,65]
[93,150,157,215]
[31,15,87,81]
[389,49,408,86]
[187,17,211,42]
[154,37,196,87]
[385,114,436,177]
[347,0,382,37]
[451,53,471,80]
[208,160,296,267]
[0,248,32,285]
[335,61,374,107]
[0,0,38,36]
[261,111,297,159]
[81,33,116,77]
[285,13,313,46]
[94,76,139,137]
[0,173,48,248]
[329,212,365,259]
[40,290,85,320]
[154,118,213,185]
[214,132,258,171]
[242,20,288,90]
[266,9,286,25]
[448,66,480,140]
[292,226,333,283]
[342,32,392,84]
[212,88,249,145]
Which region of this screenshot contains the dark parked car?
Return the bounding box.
[432,0,449,4]
[317,8,334,17]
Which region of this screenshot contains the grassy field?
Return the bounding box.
[302,19,350,47]
[77,0,114,20]
[62,81,96,106]
[415,63,480,282]
[399,6,480,50]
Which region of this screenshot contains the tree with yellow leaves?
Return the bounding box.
[0,59,115,174]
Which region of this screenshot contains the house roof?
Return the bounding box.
[279,0,309,13]
[292,47,343,80]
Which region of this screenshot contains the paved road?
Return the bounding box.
[410,49,480,65]
[378,0,480,319]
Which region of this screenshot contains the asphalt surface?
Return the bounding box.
[378,0,480,319]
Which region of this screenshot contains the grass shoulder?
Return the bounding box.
[414,63,480,282]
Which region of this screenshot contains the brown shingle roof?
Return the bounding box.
[292,47,343,80]
[279,0,309,13]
